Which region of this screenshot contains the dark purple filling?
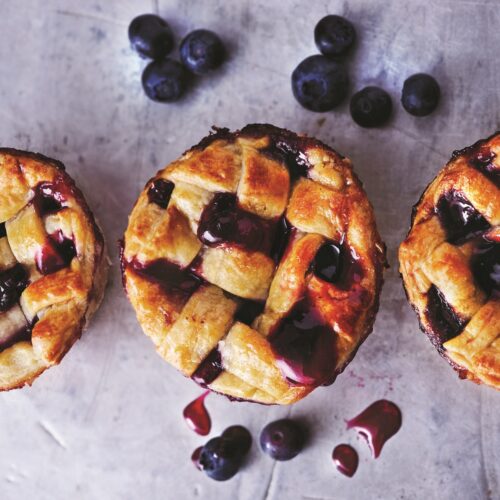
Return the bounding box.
[197,193,275,253]
[471,238,500,297]
[0,223,6,238]
[129,258,202,296]
[271,217,294,263]
[0,264,29,312]
[269,297,336,386]
[33,182,66,216]
[234,299,265,325]
[192,348,224,386]
[147,179,175,208]
[425,285,466,346]
[469,147,499,187]
[436,191,490,244]
[311,242,341,283]
[262,139,311,180]
[36,232,76,275]
[0,324,33,352]
[312,242,364,290]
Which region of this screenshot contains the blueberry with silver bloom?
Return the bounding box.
[350,86,393,128]
[401,73,441,117]
[142,59,189,102]
[291,55,349,112]
[180,29,226,75]
[314,15,356,58]
[128,14,174,60]
[198,437,242,481]
[260,419,306,461]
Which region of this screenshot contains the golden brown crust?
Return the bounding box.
[122,124,385,404]
[0,148,108,391]
[399,132,500,389]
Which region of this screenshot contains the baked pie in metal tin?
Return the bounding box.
[0,149,108,391]
[122,124,385,404]
[400,132,500,389]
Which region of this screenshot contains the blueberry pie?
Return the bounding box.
[399,133,500,389]
[0,149,108,391]
[121,124,385,404]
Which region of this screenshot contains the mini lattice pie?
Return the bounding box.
[400,133,500,389]
[0,149,108,391]
[122,124,385,404]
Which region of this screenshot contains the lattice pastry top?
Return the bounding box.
[122,124,385,404]
[0,149,108,391]
[400,132,500,389]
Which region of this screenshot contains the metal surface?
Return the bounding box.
[0,1,498,499]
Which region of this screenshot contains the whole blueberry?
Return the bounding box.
[401,73,440,116]
[291,55,349,112]
[260,419,305,461]
[350,86,393,128]
[128,14,174,60]
[142,59,189,102]
[180,29,226,75]
[199,437,242,481]
[221,425,252,456]
[314,15,356,58]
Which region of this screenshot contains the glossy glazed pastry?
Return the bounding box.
[0,149,108,391]
[122,124,385,404]
[400,132,499,389]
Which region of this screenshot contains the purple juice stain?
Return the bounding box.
[332,444,359,477]
[183,390,211,436]
[191,446,204,470]
[347,400,402,458]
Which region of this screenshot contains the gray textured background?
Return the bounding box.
[0,1,498,499]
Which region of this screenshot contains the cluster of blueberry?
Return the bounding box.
[128,14,226,102]
[292,15,441,127]
[193,419,305,481]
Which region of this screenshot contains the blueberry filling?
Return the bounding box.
[129,258,202,297]
[312,241,364,290]
[425,285,466,346]
[234,299,265,326]
[0,223,6,238]
[311,242,341,283]
[197,193,275,253]
[469,147,499,187]
[36,233,76,275]
[271,217,294,263]
[147,179,175,208]
[471,238,500,296]
[0,264,29,312]
[436,191,490,244]
[192,348,224,387]
[0,323,33,352]
[263,139,311,180]
[33,182,66,216]
[269,298,336,386]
